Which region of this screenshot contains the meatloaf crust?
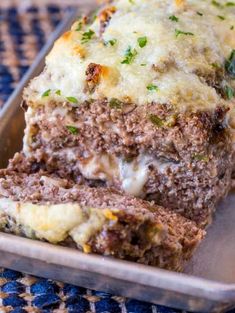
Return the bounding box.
[22,100,233,227]
[0,166,204,271]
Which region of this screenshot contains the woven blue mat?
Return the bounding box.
[0,3,234,313]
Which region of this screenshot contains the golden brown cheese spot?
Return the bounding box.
[61,31,72,41]
[103,209,118,221]
[175,0,185,6]
[83,244,92,254]
[72,44,86,58]
[99,6,117,34]
[123,96,132,103]
[100,66,120,89]
[100,65,110,78]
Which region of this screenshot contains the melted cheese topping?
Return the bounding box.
[24,0,235,112]
[0,198,109,248]
[76,152,175,197]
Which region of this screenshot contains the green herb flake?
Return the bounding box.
[129,0,135,3]
[211,0,222,7]
[66,97,78,104]
[41,89,51,98]
[175,29,194,38]
[217,15,225,20]
[225,49,235,79]
[211,62,221,69]
[193,154,209,162]
[121,46,138,64]
[141,63,147,66]
[105,39,117,46]
[66,125,79,135]
[224,85,235,100]
[169,15,179,22]
[197,11,203,16]
[75,21,83,32]
[109,98,122,109]
[226,2,235,6]
[138,36,148,48]
[81,29,95,44]
[147,84,159,92]
[231,25,234,30]
[55,90,61,96]
[149,114,164,127]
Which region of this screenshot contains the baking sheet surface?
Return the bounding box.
[185,193,235,284]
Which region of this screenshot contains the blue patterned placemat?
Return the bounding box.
[0,3,234,313]
[0,2,63,107]
[0,268,182,313]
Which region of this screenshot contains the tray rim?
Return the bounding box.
[0,232,235,301]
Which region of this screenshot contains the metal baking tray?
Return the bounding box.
[0,2,235,312]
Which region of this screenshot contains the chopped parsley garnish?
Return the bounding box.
[225,49,235,79]
[212,0,235,7]
[224,85,235,100]
[211,62,220,69]
[217,15,225,20]
[169,15,179,22]
[149,114,177,128]
[197,11,203,16]
[141,63,147,66]
[149,114,164,127]
[193,154,209,162]
[231,25,234,30]
[109,98,122,109]
[66,125,79,135]
[138,36,148,48]
[175,29,194,38]
[75,21,83,31]
[121,46,138,64]
[81,29,95,44]
[226,2,235,6]
[41,89,51,98]
[147,84,159,92]
[105,39,117,46]
[211,0,222,7]
[66,97,78,104]
[55,90,61,96]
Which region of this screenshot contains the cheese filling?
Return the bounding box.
[0,198,108,247]
[76,153,173,197]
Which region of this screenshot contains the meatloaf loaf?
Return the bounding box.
[22,0,235,227]
[0,162,204,271]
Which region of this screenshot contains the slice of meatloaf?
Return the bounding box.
[21,0,235,227]
[0,167,204,271]
[22,100,233,227]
